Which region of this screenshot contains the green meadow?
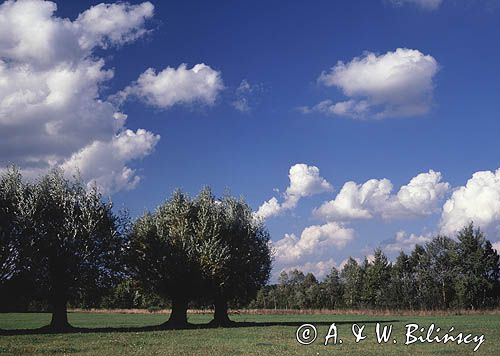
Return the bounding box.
[0,312,498,355]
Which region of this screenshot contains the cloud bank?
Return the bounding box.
[314,170,449,221]
[0,0,159,192]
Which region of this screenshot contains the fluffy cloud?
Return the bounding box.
[255,164,333,220]
[314,170,449,221]
[440,169,500,235]
[0,0,160,192]
[273,222,354,266]
[383,230,432,253]
[388,0,443,10]
[118,63,224,109]
[75,2,154,50]
[0,0,154,66]
[305,48,438,119]
[61,129,160,193]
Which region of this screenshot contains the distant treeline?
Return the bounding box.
[249,227,500,311]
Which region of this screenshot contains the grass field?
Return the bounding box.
[0,311,499,355]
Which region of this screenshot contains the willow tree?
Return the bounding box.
[0,167,33,309]
[205,194,272,326]
[129,188,272,327]
[129,191,203,328]
[26,170,125,331]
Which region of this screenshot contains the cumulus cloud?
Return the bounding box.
[117,63,224,109]
[0,0,154,66]
[255,164,333,220]
[0,0,159,192]
[75,2,154,50]
[314,170,449,221]
[388,0,443,10]
[304,48,438,119]
[440,169,500,235]
[61,129,160,193]
[273,222,354,266]
[383,230,432,253]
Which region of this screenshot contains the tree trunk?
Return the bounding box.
[48,257,71,332]
[49,296,70,331]
[210,296,233,326]
[163,297,188,328]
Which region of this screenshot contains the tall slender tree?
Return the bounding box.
[322,267,343,309]
[454,223,500,309]
[341,257,363,308]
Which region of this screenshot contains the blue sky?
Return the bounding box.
[1,0,500,280]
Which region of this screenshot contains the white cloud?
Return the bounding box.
[255,163,333,220]
[384,230,432,253]
[388,0,443,10]
[314,170,449,221]
[305,48,438,119]
[118,63,224,109]
[0,0,154,66]
[61,129,160,193]
[440,169,500,235]
[75,2,154,50]
[273,222,354,266]
[0,0,160,192]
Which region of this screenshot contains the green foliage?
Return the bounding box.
[250,224,500,311]
[128,187,272,324]
[0,167,127,321]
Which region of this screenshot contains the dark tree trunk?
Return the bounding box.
[48,257,71,332]
[210,296,233,327]
[162,297,188,328]
[49,295,70,331]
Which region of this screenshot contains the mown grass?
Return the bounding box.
[0,312,498,355]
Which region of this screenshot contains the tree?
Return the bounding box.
[322,267,343,309]
[454,223,500,309]
[277,271,291,309]
[410,244,436,309]
[388,251,416,310]
[129,190,202,328]
[341,257,363,308]
[130,188,272,327]
[25,170,126,330]
[0,167,24,286]
[204,192,272,326]
[425,235,457,309]
[0,167,37,311]
[363,248,391,308]
[302,273,320,309]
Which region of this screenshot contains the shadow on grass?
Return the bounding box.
[0,319,401,336]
